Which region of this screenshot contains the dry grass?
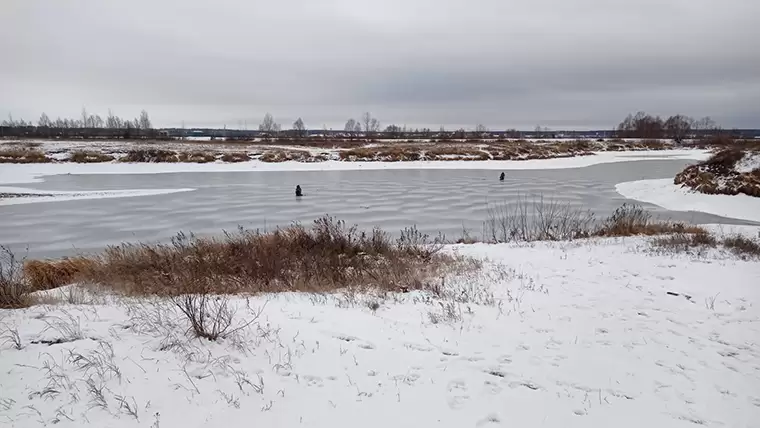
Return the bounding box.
[652,231,760,259]
[675,148,760,197]
[23,257,96,291]
[69,150,115,163]
[258,150,319,163]
[722,234,760,257]
[0,148,52,163]
[121,149,179,163]
[220,152,252,163]
[596,204,707,237]
[77,217,452,296]
[177,151,216,163]
[484,200,707,243]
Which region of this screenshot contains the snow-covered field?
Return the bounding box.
[1,238,758,427]
[616,179,760,223]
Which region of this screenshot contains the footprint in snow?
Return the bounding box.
[483,380,503,395]
[476,414,501,426]
[447,379,467,392]
[447,395,470,410]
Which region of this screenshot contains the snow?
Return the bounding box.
[0,150,709,187]
[1,238,758,427]
[616,179,760,223]
[0,186,195,206]
[735,152,760,174]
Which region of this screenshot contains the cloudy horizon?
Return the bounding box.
[1,0,758,130]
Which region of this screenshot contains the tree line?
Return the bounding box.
[615,112,724,142]
[3,108,152,130]
[0,108,743,141]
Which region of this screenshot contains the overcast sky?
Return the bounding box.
[1,0,758,130]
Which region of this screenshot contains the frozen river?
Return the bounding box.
[1,158,756,258]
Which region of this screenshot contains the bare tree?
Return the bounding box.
[361,112,380,135]
[81,107,90,128]
[138,110,152,130]
[292,117,306,138]
[344,118,360,138]
[259,113,281,136]
[475,124,488,133]
[38,113,51,127]
[664,115,692,143]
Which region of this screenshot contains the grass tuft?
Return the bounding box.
[69,150,115,163]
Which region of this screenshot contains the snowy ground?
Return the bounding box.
[1,238,759,428]
[616,179,760,223]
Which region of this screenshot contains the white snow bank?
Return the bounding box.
[616,178,760,223]
[0,150,709,186]
[735,151,760,173]
[0,186,194,206]
[0,239,758,428]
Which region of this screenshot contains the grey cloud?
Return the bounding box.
[1,0,758,129]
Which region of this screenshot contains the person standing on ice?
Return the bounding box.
[499,172,505,181]
[295,185,303,197]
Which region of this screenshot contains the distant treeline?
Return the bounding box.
[0,109,756,140]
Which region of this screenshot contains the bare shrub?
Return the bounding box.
[172,294,261,341]
[483,196,596,242]
[69,151,115,163]
[0,245,30,309]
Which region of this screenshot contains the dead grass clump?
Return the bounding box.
[722,234,760,258]
[596,204,706,237]
[652,231,718,253]
[178,151,216,163]
[79,216,455,296]
[69,150,115,163]
[259,150,312,163]
[121,149,179,163]
[340,146,422,162]
[1,246,30,309]
[220,152,251,163]
[0,148,53,164]
[23,257,95,291]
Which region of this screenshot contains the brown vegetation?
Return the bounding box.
[177,151,216,163]
[78,217,453,296]
[23,257,95,291]
[69,150,115,163]
[258,150,326,163]
[121,149,180,163]
[0,148,52,163]
[220,152,252,163]
[674,149,760,197]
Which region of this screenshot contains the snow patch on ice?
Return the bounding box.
[0,186,195,206]
[616,178,760,223]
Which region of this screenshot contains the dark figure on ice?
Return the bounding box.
[295,185,303,197]
[499,172,505,181]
